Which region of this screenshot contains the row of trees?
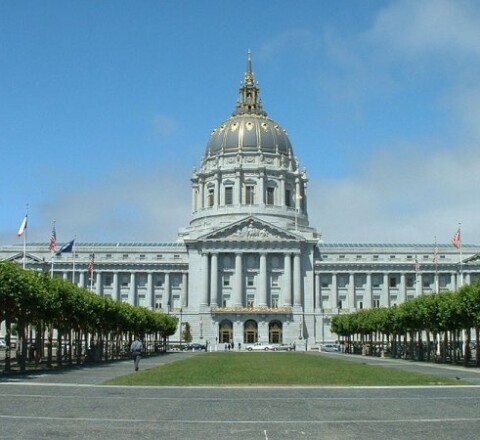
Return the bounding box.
[331,281,480,367]
[0,261,177,372]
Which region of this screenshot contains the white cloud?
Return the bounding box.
[309,141,480,244]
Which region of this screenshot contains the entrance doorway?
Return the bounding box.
[219,320,233,343]
[243,320,258,343]
[269,320,283,343]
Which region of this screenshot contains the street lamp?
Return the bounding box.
[179,308,183,349]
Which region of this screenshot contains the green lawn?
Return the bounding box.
[104,352,467,386]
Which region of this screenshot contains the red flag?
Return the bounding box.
[452,228,461,249]
[17,215,28,237]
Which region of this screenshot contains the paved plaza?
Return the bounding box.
[1,352,480,439]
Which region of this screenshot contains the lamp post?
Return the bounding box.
[199,317,203,339]
[179,308,183,349]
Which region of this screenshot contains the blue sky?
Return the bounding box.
[2,1,480,246]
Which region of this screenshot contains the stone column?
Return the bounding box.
[191,185,197,212]
[400,273,407,303]
[210,253,218,307]
[416,273,422,297]
[383,273,389,307]
[235,170,241,206]
[129,272,136,306]
[79,271,86,289]
[283,253,292,306]
[258,253,267,306]
[280,175,285,207]
[201,254,209,306]
[365,273,372,308]
[164,272,171,310]
[181,272,188,307]
[315,273,320,309]
[147,273,153,309]
[96,272,102,296]
[293,253,301,306]
[234,253,243,306]
[199,178,205,210]
[112,272,119,302]
[258,170,265,205]
[330,273,338,310]
[348,273,355,310]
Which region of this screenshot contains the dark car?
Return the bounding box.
[183,343,207,351]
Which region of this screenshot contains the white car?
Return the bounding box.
[246,342,275,351]
[320,343,342,352]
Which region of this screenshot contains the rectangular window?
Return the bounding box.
[337,300,343,309]
[122,254,129,260]
[358,301,363,309]
[138,295,146,307]
[320,275,331,289]
[137,275,147,287]
[154,297,163,310]
[389,276,398,288]
[105,254,112,259]
[104,275,113,287]
[373,299,380,308]
[271,274,279,287]
[208,188,214,207]
[121,275,129,287]
[266,187,275,205]
[247,295,254,307]
[171,275,181,288]
[247,275,255,287]
[223,274,231,287]
[155,276,164,287]
[285,189,291,207]
[372,275,382,288]
[246,185,255,204]
[121,294,129,303]
[271,296,279,308]
[139,254,146,260]
[225,187,233,205]
[406,275,415,288]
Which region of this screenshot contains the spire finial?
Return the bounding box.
[232,50,266,116]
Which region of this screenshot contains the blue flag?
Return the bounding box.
[55,239,75,256]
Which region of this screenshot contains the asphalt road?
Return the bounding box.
[1,352,479,440]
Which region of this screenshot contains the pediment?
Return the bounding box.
[202,218,301,242]
[5,252,45,264]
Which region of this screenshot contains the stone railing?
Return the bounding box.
[210,306,292,314]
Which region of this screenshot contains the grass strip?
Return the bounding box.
[104,353,467,386]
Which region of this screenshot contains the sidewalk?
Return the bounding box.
[315,351,480,385]
[0,352,195,385]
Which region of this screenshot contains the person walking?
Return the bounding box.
[130,337,143,371]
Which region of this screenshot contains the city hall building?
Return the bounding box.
[2,55,480,349]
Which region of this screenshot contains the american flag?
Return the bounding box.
[49,222,57,254]
[432,245,439,264]
[452,228,461,249]
[415,258,421,272]
[88,253,95,274]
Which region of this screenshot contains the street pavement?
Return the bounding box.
[1,352,480,439]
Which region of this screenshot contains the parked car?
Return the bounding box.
[320,343,342,352]
[183,343,207,351]
[273,343,294,351]
[246,342,275,351]
[0,339,6,348]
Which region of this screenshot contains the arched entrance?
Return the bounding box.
[243,320,258,343]
[219,320,233,343]
[269,320,283,344]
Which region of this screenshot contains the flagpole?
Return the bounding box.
[458,223,463,288]
[72,236,76,285]
[50,220,56,279]
[22,204,29,270]
[434,236,439,294]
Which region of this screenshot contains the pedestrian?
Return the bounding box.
[130,337,143,371]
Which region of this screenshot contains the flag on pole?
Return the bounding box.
[55,239,75,256]
[49,222,57,254]
[17,215,28,237]
[415,257,421,272]
[432,245,439,264]
[452,228,461,249]
[88,253,95,274]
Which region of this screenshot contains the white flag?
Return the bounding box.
[17,215,28,237]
